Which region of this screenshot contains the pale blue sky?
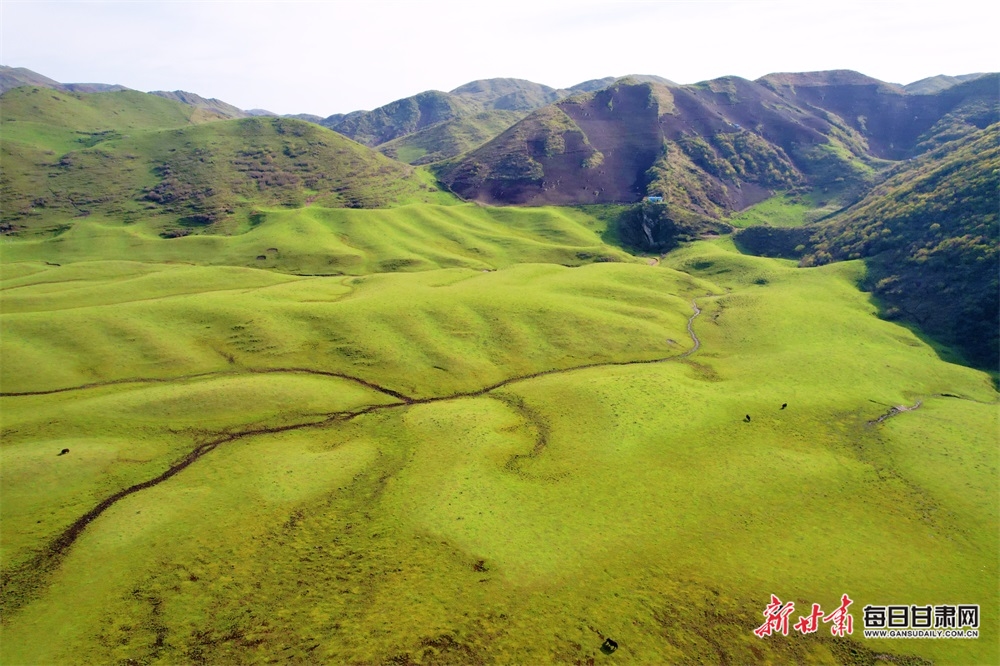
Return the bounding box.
[2,0,997,116]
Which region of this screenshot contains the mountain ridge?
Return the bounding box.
[437,72,998,209]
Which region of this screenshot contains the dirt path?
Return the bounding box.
[868,400,922,425]
[681,301,701,357]
[0,302,704,613]
[0,367,415,403]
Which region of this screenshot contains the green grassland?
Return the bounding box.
[727,192,824,228]
[1,202,630,276]
[1,201,996,664]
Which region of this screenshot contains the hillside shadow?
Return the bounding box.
[864,290,998,387]
[729,231,997,386]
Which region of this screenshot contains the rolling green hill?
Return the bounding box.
[2,223,995,664]
[0,87,454,237]
[0,203,631,277]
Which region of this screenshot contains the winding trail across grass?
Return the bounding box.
[684,300,701,356]
[0,301,704,614]
[0,368,414,403]
[868,400,923,425]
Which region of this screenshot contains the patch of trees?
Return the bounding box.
[677,131,800,189]
[618,201,727,253]
[737,124,998,369]
[734,226,813,259]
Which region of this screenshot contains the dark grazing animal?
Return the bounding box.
[601,638,618,653]
[744,414,751,422]
[58,448,70,456]
[781,403,787,410]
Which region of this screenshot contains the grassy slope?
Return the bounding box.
[736,124,999,370]
[0,87,221,134]
[0,203,629,276]
[727,192,828,228]
[1,202,996,664]
[1,88,452,235]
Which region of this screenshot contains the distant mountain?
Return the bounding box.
[378,110,526,165]
[449,78,563,111]
[149,90,248,119]
[437,77,814,209]
[283,113,325,124]
[0,66,129,94]
[903,73,988,94]
[567,74,676,92]
[0,66,317,124]
[756,70,997,159]
[756,69,905,91]
[0,65,65,93]
[437,71,998,210]
[564,77,617,93]
[321,75,679,166]
[61,83,131,93]
[328,90,476,147]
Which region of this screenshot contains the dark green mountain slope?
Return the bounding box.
[738,124,999,368]
[810,125,999,368]
[321,79,565,155]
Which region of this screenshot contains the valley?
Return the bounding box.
[0,68,997,664]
